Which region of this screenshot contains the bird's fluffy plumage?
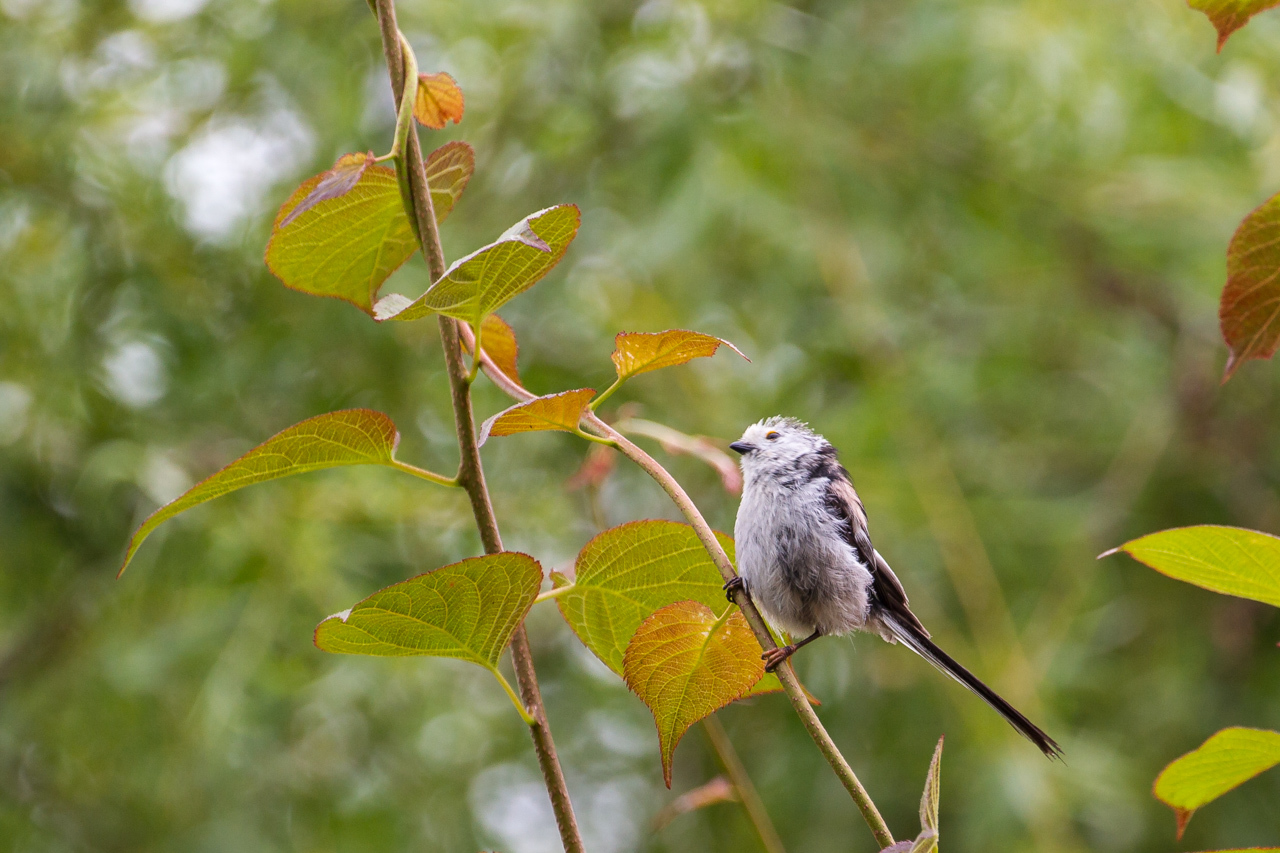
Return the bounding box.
[731,417,1062,759]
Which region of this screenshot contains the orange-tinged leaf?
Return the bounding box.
[422,140,475,223]
[623,601,765,786]
[611,330,748,382]
[314,552,541,669]
[122,410,402,574]
[477,389,594,446]
[553,520,737,675]
[462,313,521,383]
[280,151,374,228]
[1189,0,1280,50]
[551,520,798,701]
[266,142,473,315]
[1221,191,1280,380]
[414,71,464,129]
[377,205,580,324]
[1154,727,1280,838]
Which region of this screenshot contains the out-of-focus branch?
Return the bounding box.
[702,714,787,853]
[459,323,896,849]
[370,3,584,851]
[614,415,742,495]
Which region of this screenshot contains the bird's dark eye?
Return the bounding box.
[766,431,780,441]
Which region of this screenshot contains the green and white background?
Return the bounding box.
[4,0,1280,849]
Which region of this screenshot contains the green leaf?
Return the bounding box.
[908,830,938,853]
[623,601,764,786]
[1154,727,1280,838]
[314,552,541,668]
[553,520,738,676]
[376,204,580,324]
[1220,191,1280,378]
[121,409,434,575]
[611,330,748,381]
[1103,525,1280,608]
[1189,0,1280,51]
[477,388,595,446]
[920,736,943,832]
[462,313,521,383]
[265,142,474,315]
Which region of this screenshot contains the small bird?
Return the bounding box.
[728,416,1062,759]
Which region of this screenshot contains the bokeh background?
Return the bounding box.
[5,0,1280,850]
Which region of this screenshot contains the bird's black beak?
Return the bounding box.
[729,441,755,455]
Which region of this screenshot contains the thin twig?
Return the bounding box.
[702,715,788,853]
[458,324,897,849]
[370,3,585,851]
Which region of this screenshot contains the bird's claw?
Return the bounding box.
[762,644,796,673]
[723,575,745,603]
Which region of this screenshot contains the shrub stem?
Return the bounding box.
[371,3,585,850]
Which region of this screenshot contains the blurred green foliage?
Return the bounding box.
[4,0,1280,850]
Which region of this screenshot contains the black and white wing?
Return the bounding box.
[815,450,929,637]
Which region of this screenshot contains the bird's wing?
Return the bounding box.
[822,470,930,638]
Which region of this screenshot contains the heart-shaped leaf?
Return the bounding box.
[611,330,748,382]
[1154,727,1280,838]
[315,552,542,669]
[121,409,429,574]
[477,388,595,446]
[1220,191,1280,379]
[1102,525,1280,608]
[1190,0,1280,50]
[624,601,765,786]
[414,71,464,129]
[266,142,474,315]
[553,520,737,675]
[376,204,580,324]
[552,520,790,700]
[462,313,521,383]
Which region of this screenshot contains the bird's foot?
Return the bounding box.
[762,644,796,673]
[723,575,745,603]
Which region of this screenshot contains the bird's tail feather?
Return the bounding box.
[880,613,1063,760]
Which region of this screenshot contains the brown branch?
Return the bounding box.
[370,3,584,850]
[459,324,896,849]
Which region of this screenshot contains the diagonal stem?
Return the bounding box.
[458,324,896,849]
[370,3,584,851]
[702,714,787,853]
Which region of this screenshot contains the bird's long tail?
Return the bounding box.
[879,613,1063,759]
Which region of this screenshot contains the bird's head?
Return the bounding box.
[729,416,830,481]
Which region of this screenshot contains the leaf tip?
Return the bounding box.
[1096,545,1124,560]
[1222,348,1242,383]
[720,338,750,362]
[1174,807,1193,840]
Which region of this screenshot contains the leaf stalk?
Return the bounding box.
[389,460,459,487]
[588,376,624,411]
[492,668,536,725]
[534,584,574,605]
